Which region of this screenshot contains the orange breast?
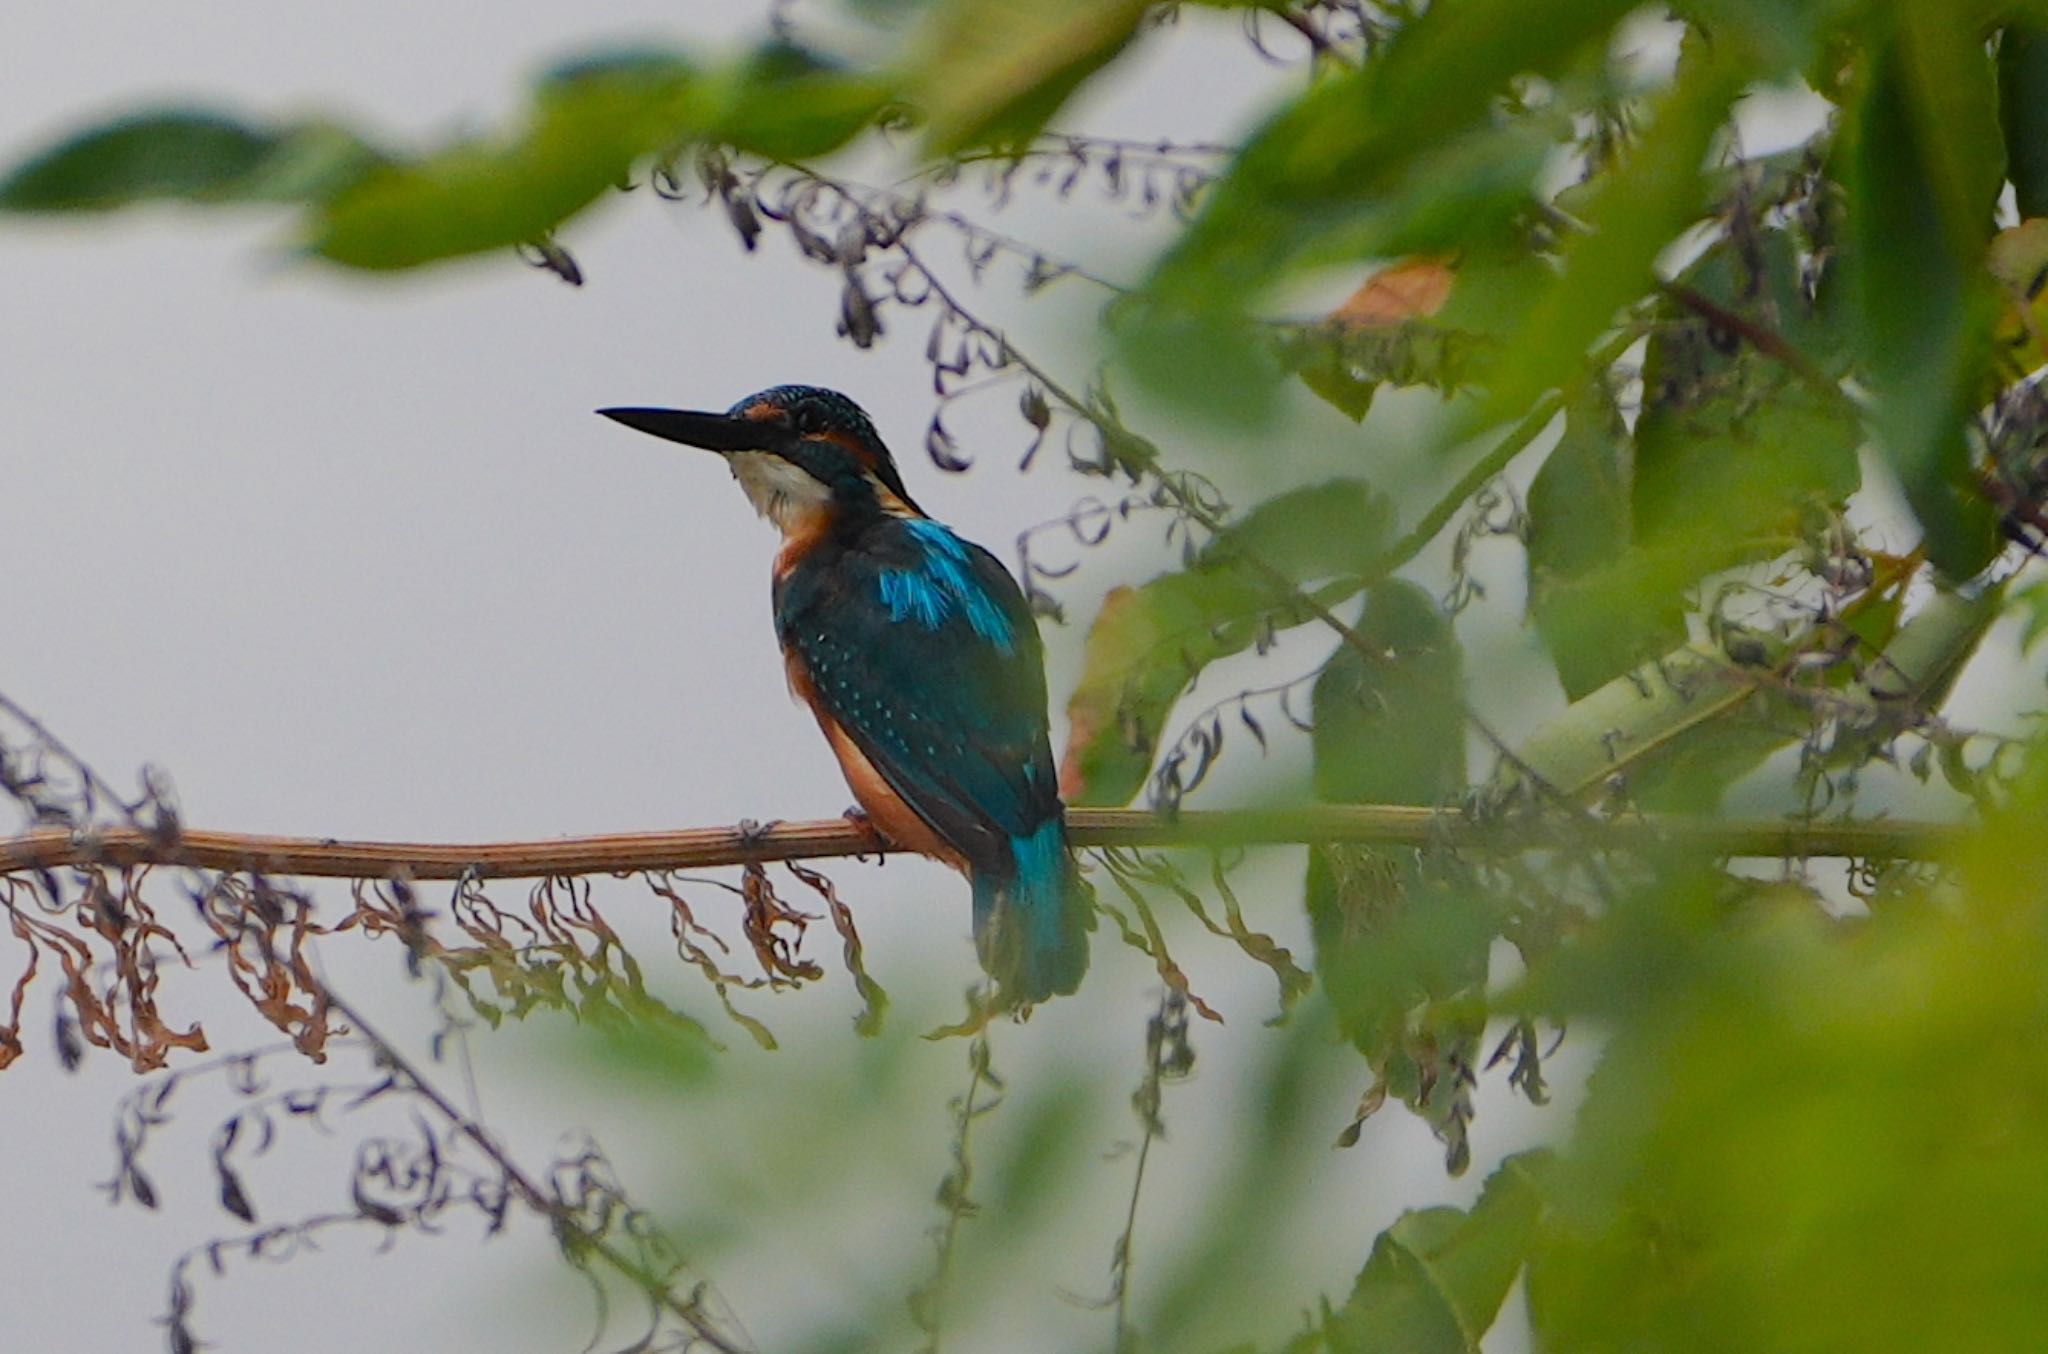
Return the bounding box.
[773,505,833,580]
[782,646,968,874]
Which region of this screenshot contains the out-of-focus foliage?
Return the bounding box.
[17,0,2048,1351]
[0,40,889,269]
[1321,1150,1551,1353]
[1308,582,1490,1174]
[1061,480,1393,807]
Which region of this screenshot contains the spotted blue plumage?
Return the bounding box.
[878,519,1016,652]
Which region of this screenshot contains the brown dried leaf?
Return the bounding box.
[1329,256,1457,330]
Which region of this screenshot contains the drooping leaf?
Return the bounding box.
[1323,1151,1552,1353]
[1308,582,1481,1170]
[1526,387,1644,700]
[1060,480,1395,806]
[1312,581,1467,807]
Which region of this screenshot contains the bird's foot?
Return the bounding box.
[842,806,891,859]
[736,817,784,853]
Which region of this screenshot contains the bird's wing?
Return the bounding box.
[776,518,1060,873]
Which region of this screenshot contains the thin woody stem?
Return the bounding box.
[306,977,752,1353]
[0,808,1972,880]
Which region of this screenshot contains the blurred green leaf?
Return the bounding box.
[904,0,1151,153]
[1113,301,1288,428]
[1850,583,2003,708]
[0,111,381,212]
[1524,812,2048,1351]
[1308,582,1480,1169]
[567,1000,719,1087]
[704,39,894,159]
[2014,576,2048,650]
[0,42,892,272]
[1495,644,1762,805]
[1526,388,1644,700]
[1483,41,1748,416]
[1287,253,1554,420]
[1324,1151,1552,1353]
[1061,481,1394,806]
[2001,25,2048,218]
[1531,215,1862,703]
[1312,581,1466,807]
[1150,0,1632,305]
[1634,275,1861,516]
[1842,18,2003,577]
[310,56,702,269]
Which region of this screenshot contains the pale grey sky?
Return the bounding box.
[0,5,1860,1352]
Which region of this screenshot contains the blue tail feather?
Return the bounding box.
[973,819,1091,1005]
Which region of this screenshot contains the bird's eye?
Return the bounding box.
[794,402,826,435]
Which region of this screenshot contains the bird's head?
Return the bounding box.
[598,385,920,532]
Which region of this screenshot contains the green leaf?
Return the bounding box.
[2001,25,2048,218]
[1312,581,1466,807]
[1113,301,1287,429]
[1307,840,1495,1164]
[1526,388,1644,700]
[1060,480,1394,806]
[2014,576,2048,651]
[310,44,888,270]
[1286,253,1556,420]
[1528,216,1862,703]
[0,111,379,212]
[1524,804,2048,1351]
[1842,16,2003,577]
[309,56,702,269]
[1308,585,1483,1169]
[1324,1151,1552,1353]
[703,39,894,160]
[1492,644,1763,806]
[903,0,1151,153]
[1850,583,2002,709]
[1481,39,1749,416]
[1147,0,1633,306]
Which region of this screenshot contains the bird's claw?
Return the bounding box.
[736,817,783,851]
[842,806,891,858]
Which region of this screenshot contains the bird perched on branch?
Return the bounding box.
[598,385,1090,1006]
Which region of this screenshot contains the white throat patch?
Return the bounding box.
[728,451,831,534]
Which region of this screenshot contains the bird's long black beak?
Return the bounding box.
[595,407,771,453]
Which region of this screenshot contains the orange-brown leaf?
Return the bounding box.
[1329,256,1457,329]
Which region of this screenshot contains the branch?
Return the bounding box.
[0,807,1970,880]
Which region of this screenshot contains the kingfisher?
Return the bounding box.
[597,385,1091,1006]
